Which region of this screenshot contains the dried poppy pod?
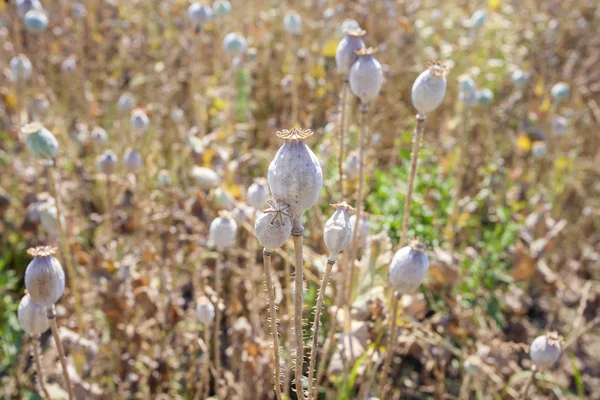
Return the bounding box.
[24,247,65,307]
[196,296,216,326]
[96,150,118,174]
[130,109,149,135]
[10,54,33,83]
[335,29,366,75]
[388,238,429,294]
[349,47,383,104]
[267,128,323,232]
[324,202,354,260]
[117,93,136,113]
[191,166,221,190]
[222,32,247,55]
[124,149,143,172]
[188,2,213,29]
[247,178,271,210]
[212,0,231,17]
[209,211,238,251]
[23,123,59,160]
[411,61,449,115]
[283,11,302,35]
[18,294,49,335]
[530,332,562,368]
[17,0,42,18]
[255,199,293,252]
[24,8,48,33]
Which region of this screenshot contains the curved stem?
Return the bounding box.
[338,80,349,198]
[194,327,211,400]
[214,253,223,391]
[313,290,342,393]
[380,292,401,400]
[308,258,335,400]
[400,114,426,247]
[47,165,84,330]
[522,366,538,399]
[31,335,51,400]
[47,306,74,400]
[292,230,305,400]
[263,250,283,400]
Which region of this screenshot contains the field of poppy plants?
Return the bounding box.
[1,0,600,399]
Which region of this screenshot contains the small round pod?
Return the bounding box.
[60,55,77,74]
[39,202,65,237]
[96,150,118,174]
[16,0,42,18]
[117,93,136,113]
[458,75,477,107]
[24,247,65,307]
[340,19,360,35]
[72,3,87,20]
[469,10,487,29]
[511,69,529,88]
[345,151,360,179]
[212,0,231,17]
[191,166,221,190]
[349,47,384,104]
[531,141,547,158]
[388,238,429,294]
[222,32,247,56]
[349,213,370,249]
[188,2,213,29]
[130,109,149,135]
[267,128,323,230]
[124,148,143,172]
[28,94,50,120]
[476,88,494,106]
[411,61,449,115]
[550,82,569,102]
[18,294,49,335]
[170,108,184,123]
[530,332,562,368]
[335,28,366,76]
[283,11,302,35]
[157,169,172,187]
[10,54,33,83]
[91,126,108,146]
[255,199,293,252]
[551,115,568,136]
[196,296,216,326]
[23,123,59,160]
[209,211,238,251]
[324,202,354,260]
[24,9,48,33]
[247,178,271,210]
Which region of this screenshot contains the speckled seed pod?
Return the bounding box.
[24,9,48,33]
[255,199,293,251]
[191,166,221,190]
[117,93,136,113]
[196,296,216,326]
[18,294,49,335]
[458,75,477,107]
[247,179,271,210]
[283,11,302,35]
[91,126,107,146]
[23,123,59,160]
[411,62,449,115]
[96,150,118,174]
[267,128,323,224]
[24,247,65,307]
[324,202,354,260]
[130,109,149,135]
[10,54,33,83]
[389,239,429,294]
[551,116,568,136]
[16,0,42,18]
[530,332,562,368]
[188,2,213,29]
[335,29,366,75]
[222,32,247,55]
[511,69,529,88]
[349,48,383,104]
[212,0,231,17]
[209,211,238,251]
[124,149,143,172]
[551,82,569,101]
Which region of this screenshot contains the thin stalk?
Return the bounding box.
[338,79,349,198]
[290,37,299,126]
[379,291,402,400]
[47,306,74,400]
[105,173,114,234]
[214,253,223,391]
[263,250,283,400]
[283,254,293,399]
[292,228,305,400]
[47,165,84,330]
[344,103,369,333]
[459,372,472,400]
[522,367,538,399]
[31,336,51,400]
[399,114,426,247]
[313,285,343,393]
[194,327,211,400]
[308,258,335,400]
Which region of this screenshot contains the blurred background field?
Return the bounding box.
[1,0,599,399]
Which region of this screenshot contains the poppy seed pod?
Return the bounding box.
[209,211,238,251]
[10,54,33,83]
[212,0,231,17]
[157,170,172,187]
[222,32,247,55]
[16,0,42,18]
[23,123,59,160]
[117,93,136,113]
[349,213,369,249]
[458,75,477,107]
[476,88,494,105]
[39,203,65,237]
[551,115,568,136]
[530,332,562,368]
[247,178,270,210]
[349,48,383,104]
[511,69,529,88]
[389,238,429,294]
[345,152,360,179]
[124,149,143,172]
[60,56,77,74]
[550,82,569,101]
[91,126,107,146]
[130,109,149,135]
[24,9,48,33]
[191,166,220,190]
[18,294,49,335]
[411,61,449,115]
[531,141,547,158]
[255,199,293,251]
[170,108,184,123]
[188,2,213,29]
[72,3,87,20]
[196,296,216,326]
[24,247,65,307]
[267,128,323,227]
[470,10,487,29]
[340,19,360,35]
[335,29,366,75]
[96,150,118,174]
[28,94,49,120]
[283,11,302,35]
[324,202,354,260]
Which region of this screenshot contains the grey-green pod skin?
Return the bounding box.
[25,124,59,160]
[530,335,561,367]
[349,53,383,103]
[412,69,447,115]
[209,216,238,251]
[335,34,365,75]
[324,205,353,256]
[18,294,49,335]
[25,254,65,307]
[196,296,216,326]
[255,211,292,251]
[388,245,429,294]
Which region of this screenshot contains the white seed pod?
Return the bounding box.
[60,55,77,74]
[188,2,213,29]
[335,29,366,75]
[196,296,216,326]
[91,126,107,146]
[24,247,65,307]
[18,294,49,335]
[531,141,547,158]
[283,11,302,35]
[124,148,143,172]
[39,202,65,237]
[117,93,136,113]
[209,211,238,251]
[339,19,360,35]
[411,62,449,115]
[170,108,184,123]
[350,213,370,249]
[222,32,247,55]
[345,151,360,179]
[130,109,149,135]
[23,123,59,160]
[28,94,49,120]
[349,48,383,104]
[96,150,118,174]
[247,178,270,210]
[211,187,235,210]
[16,0,42,18]
[551,82,569,101]
[530,332,562,368]
[72,3,87,20]
[511,69,529,88]
[551,115,568,136]
[267,128,323,225]
[255,200,293,251]
[191,166,221,190]
[470,10,487,29]
[10,54,33,83]
[157,169,172,187]
[24,9,48,33]
[458,75,477,107]
[324,202,354,260]
[388,239,429,294]
[212,0,231,17]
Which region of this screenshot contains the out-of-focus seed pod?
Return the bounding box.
[531,141,547,158]
[16,0,42,19]
[196,296,216,326]
[28,94,49,120]
[170,108,184,123]
[247,178,270,210]
[255,199,293,252]
[130,109,149,135]
[335,29,366,75]
[458,75,477,107]
[96,150,118,174]
[511,69,529,88]
[18,294,49,335]
[188,2,213,29]
[530,332,562,368]
[72,3,86,20]
[124,149,143,172]
[91,126,107,146]
[470,10,487,29]
[23,123,59,160]
[324,202,354,260]
[157,170,172,187]
[24,9,48,33]
[551,115,568,136]
[10,54,33,83]
[550,82,569,102]
[349,48,384,104]
[340,19,360,35]
[411,61,449,115]
[60,56,77,74]
[476,88,494,105]
[212,0,231,17]
[345,152,360,179]
[389,238,429,294]
[24,247,65,307]
[209,211,238,251]
[283,11,302,35]
[349,213,369,249]
[117,93,136,113]
[191,166,220,190]
[39,202,65,237]
[222,32,247,55]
